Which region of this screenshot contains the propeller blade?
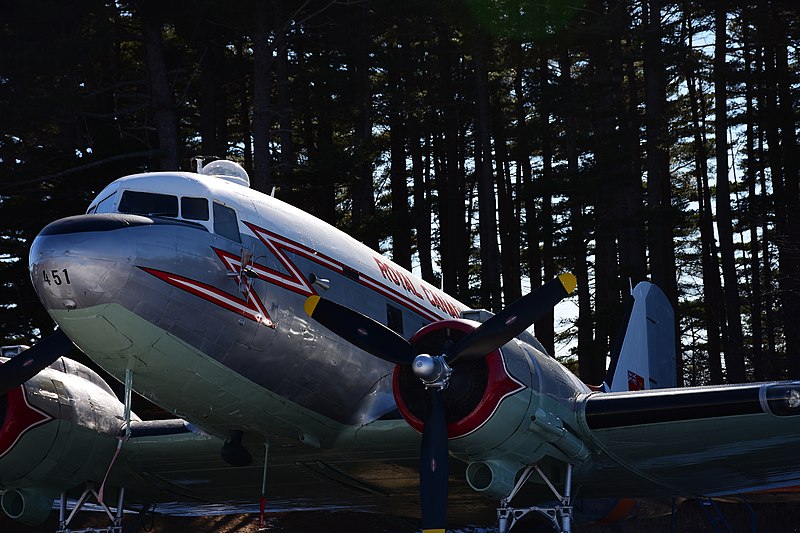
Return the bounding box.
[0,329,74,394]
[304,296,416,365]
[419,388,448,532]
[449,273,576,364]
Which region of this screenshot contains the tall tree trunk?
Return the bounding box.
[139,4,179,170]
[743,18,765,380]
[773,9,800,378]
[350,7,377,249]
[616,6,646,288]
[561,49,597,379]
[198,23,222,156]
[300,46,336,225]
[514,43,539,316]
[535,52,555,356]
[490,46,520,306]
[473,36,501,311]
[316,110,337,224]
[237,40,253,175]
[275,1,295,201]
[388,48,412,270]
[252,2,273,193]
[437,27,469,300]
[683,17,724,384]
[493,103,521,305]
[755,29,782,377]
[714,2,747,382]
[643,0,681,383]
[587,8,622,367]
[410,113,436,284]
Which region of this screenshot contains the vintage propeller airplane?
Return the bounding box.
[4,159,800,533]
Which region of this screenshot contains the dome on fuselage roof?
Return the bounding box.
[200,160,250,187]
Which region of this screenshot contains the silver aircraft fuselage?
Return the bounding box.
[29,170,468,451]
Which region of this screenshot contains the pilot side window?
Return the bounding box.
[181,197,209,221]
[95,192,119,213]
[119,191,178,217]
[213,202,241,243]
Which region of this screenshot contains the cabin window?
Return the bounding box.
[387,304,404,335]
[213,202,241,243]
[119,191,178,217]
[181,197,209,221]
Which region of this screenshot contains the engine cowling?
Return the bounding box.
[392,319,591,498]
[0,357,125,525]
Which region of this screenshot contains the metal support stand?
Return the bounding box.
[57,370,132,532]
[497,463,574,533]
[56,483,124,533]
[258,440,270,531]
[696,497,734,533]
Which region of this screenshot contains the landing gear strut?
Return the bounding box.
[497,463,574,533]
[56,483,125,533]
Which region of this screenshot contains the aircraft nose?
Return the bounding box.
[28,214,149,311]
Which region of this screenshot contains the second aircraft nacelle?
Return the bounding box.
[0,357,125,525]
[392,319,591,499]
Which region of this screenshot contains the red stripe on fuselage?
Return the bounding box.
[244,222,457,323]
[142,221,463,330]
[141,266,275,328]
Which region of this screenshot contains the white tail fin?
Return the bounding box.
[606,281,676,392]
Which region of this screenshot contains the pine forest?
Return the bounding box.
[0,0,798,387]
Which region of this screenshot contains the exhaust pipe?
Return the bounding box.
[1,487,55,526]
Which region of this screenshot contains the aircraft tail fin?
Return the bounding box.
[604,281,676,392]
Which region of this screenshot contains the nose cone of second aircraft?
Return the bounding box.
[28,214,148,312]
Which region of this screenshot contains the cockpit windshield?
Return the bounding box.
[88,183,236,238]
[181,197,209,221]
[119,190,179,217]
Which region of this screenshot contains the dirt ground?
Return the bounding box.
[3,500,800,532]
[1,510,422,533]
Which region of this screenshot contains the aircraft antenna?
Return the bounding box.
[192,156,205,173]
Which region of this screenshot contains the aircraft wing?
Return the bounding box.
[117,422,495,518]
[115,420,409,507]
[577,381,800,498]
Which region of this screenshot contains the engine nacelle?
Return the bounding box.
[0,356,127,522]
[393,319,590,498]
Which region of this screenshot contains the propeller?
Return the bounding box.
[419,388,448,531]
[448,273,576,364]
[304,296,415,365]
[304,273,576,531]
[0,329,74,395]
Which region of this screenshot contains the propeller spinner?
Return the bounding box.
[304,273,576,531]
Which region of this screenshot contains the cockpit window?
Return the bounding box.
[119,191,178,217]
[87,191,118,214]
[213,202,241,243]
[96,192,118,213]
[181,197,209,221]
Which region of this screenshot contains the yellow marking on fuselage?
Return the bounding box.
[304,295,320,317]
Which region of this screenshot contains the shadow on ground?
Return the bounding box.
[4,500,800,532]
